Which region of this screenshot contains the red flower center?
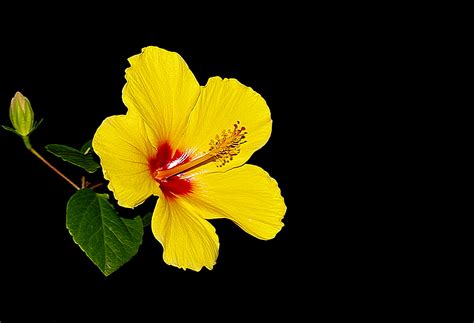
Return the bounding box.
[148,122,247,200]
[148,142,193,199]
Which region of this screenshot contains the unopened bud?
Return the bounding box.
[9,91,35,136]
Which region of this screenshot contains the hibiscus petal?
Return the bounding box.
[183,165,286,240]
[179,77,272,174]
[92,115,159,208]
[123,46,200,147]
[151,197,219,271]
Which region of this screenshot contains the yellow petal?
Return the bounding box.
[178,77,272,174]
[123,46,200,147]
[151,197,219,271]
[184,165,286,240]
[92,114,159,208]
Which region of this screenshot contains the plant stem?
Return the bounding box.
[89,182,104,190]
[23,136,80,190]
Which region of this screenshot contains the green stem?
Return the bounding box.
[23,136,80,190]
[22,136,32,150]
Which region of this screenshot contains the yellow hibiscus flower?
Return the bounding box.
[92,46,286,271]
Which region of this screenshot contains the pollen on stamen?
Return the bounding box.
[208,121,248,167]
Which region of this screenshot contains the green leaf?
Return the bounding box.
[66,189,144,276]
[142,211,153,227]
[80,139,93,154]
[46,143,100,173]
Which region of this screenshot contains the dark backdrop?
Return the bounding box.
[1,7,443,321]
[0,16,322,319]
[0,6,463,321]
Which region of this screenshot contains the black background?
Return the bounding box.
[5,6,450,321]
[0,13,324,318]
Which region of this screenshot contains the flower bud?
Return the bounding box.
[9,91,34,136]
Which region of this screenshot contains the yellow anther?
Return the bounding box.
[208,121,247,167]
[154,121,247,180]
